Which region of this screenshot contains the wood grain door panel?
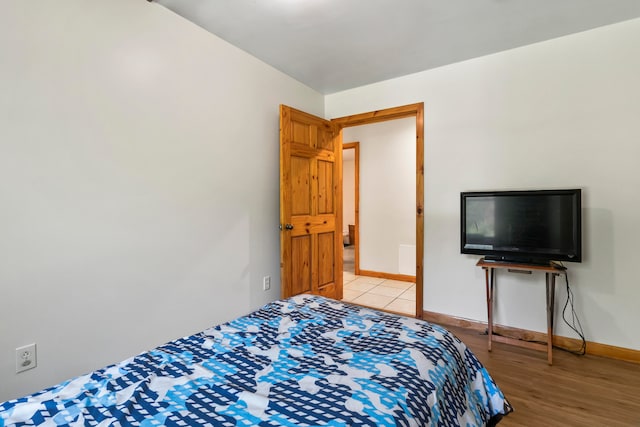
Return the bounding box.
[317,160,334,214]
[290,156,312,216]
[291,235,312,295]
[318,232,335,287]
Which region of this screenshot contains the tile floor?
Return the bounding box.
[342,271,416,316]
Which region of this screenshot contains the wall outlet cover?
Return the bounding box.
[16,343,37,374]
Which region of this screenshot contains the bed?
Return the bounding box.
[0,294,511,426]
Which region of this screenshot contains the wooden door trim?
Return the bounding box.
[332,103,424,319]
[342,141,360,275]
[357,269,415,283]
[332,103,423,127]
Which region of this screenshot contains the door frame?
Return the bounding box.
[332,103,424,318]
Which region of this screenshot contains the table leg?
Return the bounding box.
[485,267,494,352]
[546,272,556,365]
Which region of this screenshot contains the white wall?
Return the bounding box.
[326,18,640,350]
[0,0,323,401]
[342,119,416,274]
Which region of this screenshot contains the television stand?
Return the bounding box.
[476,257,566,365]
[482,256,558,267]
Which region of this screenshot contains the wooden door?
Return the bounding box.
[280,105,343,300]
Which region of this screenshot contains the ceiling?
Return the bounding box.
[153,0,640,94]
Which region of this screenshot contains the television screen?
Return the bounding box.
[461,189,582,264]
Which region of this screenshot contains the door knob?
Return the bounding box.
[284,224,294,230]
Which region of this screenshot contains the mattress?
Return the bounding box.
[0,294,511,426]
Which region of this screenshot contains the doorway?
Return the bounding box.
[342,142,358,276]
[333,103,424,319]
[340,122,416,316]
[279,102,423,318]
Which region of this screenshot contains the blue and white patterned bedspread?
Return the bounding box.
[0,295,510,426]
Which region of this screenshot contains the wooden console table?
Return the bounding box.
[477,258,566,365]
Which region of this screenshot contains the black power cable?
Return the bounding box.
[559,266,586,355]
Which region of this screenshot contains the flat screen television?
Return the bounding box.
[461,189,582,264]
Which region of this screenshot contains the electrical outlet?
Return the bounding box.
[263,276,271,291]
[16,343,37,374]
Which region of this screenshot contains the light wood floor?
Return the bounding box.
[448,325,640,426]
